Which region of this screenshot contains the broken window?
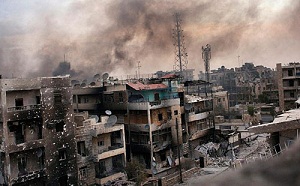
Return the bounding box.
[174,110,178,115]
[77,141,86,156]
[59,149,67,161]
[15,124,25,144]
[79,166,88,180]
[18,156,27,175]
[56,120,65,132]
[36,96,41,105]
[15,98,24,110]
[154,93,160,101]
[158,113,163,121]
[119,92,124,102]
[288,69,293,76]
[99,160,106,175]
[54,91,62,104]
[167,110,172,120]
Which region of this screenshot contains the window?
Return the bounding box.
[59,149,67,160]
[77,141,86,156]
[154,93,160,101]
[98,140,104,146]
[54,91,62,104]
[288,69,293,76]
[174,110,178,115]
[158,113,163,121]
[290,92,295,98]
[83,97,89,103]
[99,160,106,175]
[15,98,24,110]
[167,110,172,120]
[56,121,65,132]
[119,92,124,102]
[18,156,27,174]
[36,96,41,105]
[79,166,88,180]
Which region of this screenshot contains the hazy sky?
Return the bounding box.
[0,0,299,79]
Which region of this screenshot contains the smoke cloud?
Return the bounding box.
[0,0,299,80]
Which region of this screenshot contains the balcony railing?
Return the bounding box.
[8,104,41,112]
[96,143,124,154]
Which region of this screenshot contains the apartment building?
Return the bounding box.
[0,76,77,186]
[74,112,126,185]
[99,75,184,177]
[277,63,300,111]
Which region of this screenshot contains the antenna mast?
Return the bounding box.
[172,13,188,79]
[202,44,211,83]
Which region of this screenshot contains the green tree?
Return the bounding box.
[247,106,255,117]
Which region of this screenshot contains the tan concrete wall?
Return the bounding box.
[161,167,200,186]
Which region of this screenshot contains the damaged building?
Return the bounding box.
[249,108,300,154]
[74,111,126,185]
[0,76,77,186]
[100,75,184,177]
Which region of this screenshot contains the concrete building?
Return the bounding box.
[98,75,185,178]
[74,112,126,185]
[184,95,214,160]
[0,76,77,186]
[277,62,300,111]
[213,91,229,115]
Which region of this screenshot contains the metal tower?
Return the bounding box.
[172,13,188,78]
[202,44,211,82]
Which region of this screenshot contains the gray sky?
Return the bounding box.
[0,0,299,79]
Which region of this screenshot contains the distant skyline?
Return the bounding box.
[0,0,299,79]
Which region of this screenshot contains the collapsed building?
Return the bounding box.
[249,108,300,154]
[0,76,77,186]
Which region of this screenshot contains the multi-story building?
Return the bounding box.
[0,76,77,186]
[99,75,185,177]
[74,112,126,185]
[184,94,214,160]
[277,62,300,111]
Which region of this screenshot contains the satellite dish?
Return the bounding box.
[80,83,86,87]
[90,82,96,86]
[94,73,100,80]
[90,115,99,123]
[107,115,117,126]
[105,110,112,115]
[145,124,150,130]
[102,72,109,80]
[37,148,43,158]
[185,103,193,110]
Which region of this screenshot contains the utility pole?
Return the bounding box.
[172,13,188,79]
[176,118,183,183]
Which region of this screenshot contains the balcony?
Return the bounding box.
[7,139,45,153]
[188,111,210,122]
[6,105,42,121]
[94,145,125,161]
[11,169,46,185]
[8,104,41,112]
[128,98,180,110]
[90,124,124,137]
[96,172,126,185]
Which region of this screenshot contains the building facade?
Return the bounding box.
[75,112,126,185]
[277,63,300,111]
[0,76,77,186]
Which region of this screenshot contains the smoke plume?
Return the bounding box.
[0,0,299,80]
